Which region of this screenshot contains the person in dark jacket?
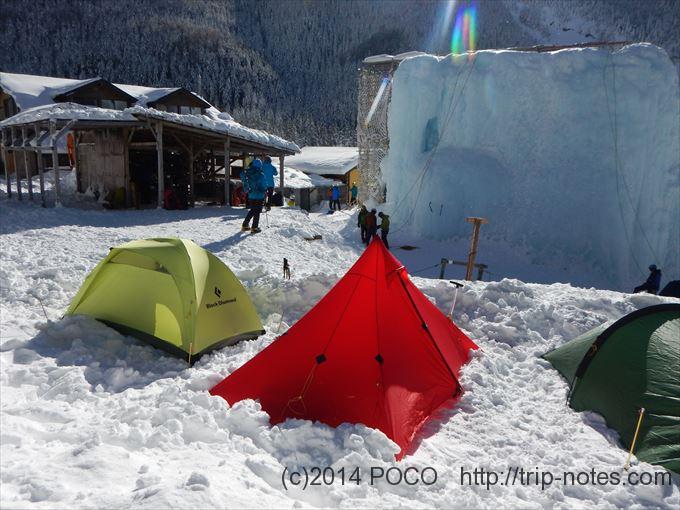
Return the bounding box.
[262,156,278,211]
[634,264,662,294]
[357,205,368,243]
[377,212,390,249]
[241,159,267,233]
[283,257,291,280]
[364,209,378,245]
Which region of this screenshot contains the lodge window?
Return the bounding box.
[101,99,115,109]
[114,100,128,110]
[180,106,191,115]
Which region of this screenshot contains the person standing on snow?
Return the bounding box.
[357,205,368,243]
[262,156,278,211]
[330,185,341,211]
[364,209,378,245]
[241,159,267,233]
[634,264,662,294]
[377,212,390,249]
[283,257,291,280]
[349,182,358,206]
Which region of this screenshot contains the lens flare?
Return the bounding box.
[450,2,477,57]
[364,76,391,127]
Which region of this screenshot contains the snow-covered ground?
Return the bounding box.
[1,196,678,508]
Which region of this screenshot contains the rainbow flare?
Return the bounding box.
[450,2,477,57]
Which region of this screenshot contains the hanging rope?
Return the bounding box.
[602,51,661,276]
[410,263,442,275]
[389,55,478,236]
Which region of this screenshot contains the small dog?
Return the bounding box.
[283,258,291,280]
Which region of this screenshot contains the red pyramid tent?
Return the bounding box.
[210,238,478,458]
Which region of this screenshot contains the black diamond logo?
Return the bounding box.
[214,286,222,298]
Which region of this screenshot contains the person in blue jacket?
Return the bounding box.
[241,159,267,233]
[634,264,662,294]
[262,156,278,210]
[330,185,341,211]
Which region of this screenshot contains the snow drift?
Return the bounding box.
[381,44,679,291]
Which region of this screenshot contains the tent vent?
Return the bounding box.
[315,354,327,364]
[375,354,384,364]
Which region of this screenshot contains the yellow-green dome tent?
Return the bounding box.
[66,238,264,362]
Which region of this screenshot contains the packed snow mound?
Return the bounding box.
[381,43,679,292]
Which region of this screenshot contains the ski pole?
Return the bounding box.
[624,407,645,470]
[448,281,464,320]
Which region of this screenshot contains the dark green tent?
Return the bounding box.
[544,303,680,474]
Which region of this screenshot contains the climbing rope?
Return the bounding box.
[389,55,478,236]
[602,51,661,276]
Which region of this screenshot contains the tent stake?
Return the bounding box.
[624,407,645,470]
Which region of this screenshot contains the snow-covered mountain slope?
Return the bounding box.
[380,44,679,293]
[1,198,678,508]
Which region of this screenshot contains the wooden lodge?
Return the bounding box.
[0,72,299,208]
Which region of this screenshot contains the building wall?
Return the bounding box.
[77,129,126,193]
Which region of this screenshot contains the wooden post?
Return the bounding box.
[156,122,164,208]
[11,128,21,201]
[123,128,130,208]
[439,258,448,279]
[35,123,45,207]
[278,155,285,199]
[21,126,33,200]
[36,143,45,207]
[1,128,10,198]
[465,217,488,280]
[189,143,195,207]
[50,121,61,206]
[223,137,230,206]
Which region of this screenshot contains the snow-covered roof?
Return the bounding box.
[114,84,180,106]
[0,72,99,110]
[1,72,299,153]
[0,103,137,126]
[128,106,298,153]
[283,146,358,176]
[114,83,212,108]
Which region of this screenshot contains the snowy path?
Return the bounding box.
[1,199,678,508]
